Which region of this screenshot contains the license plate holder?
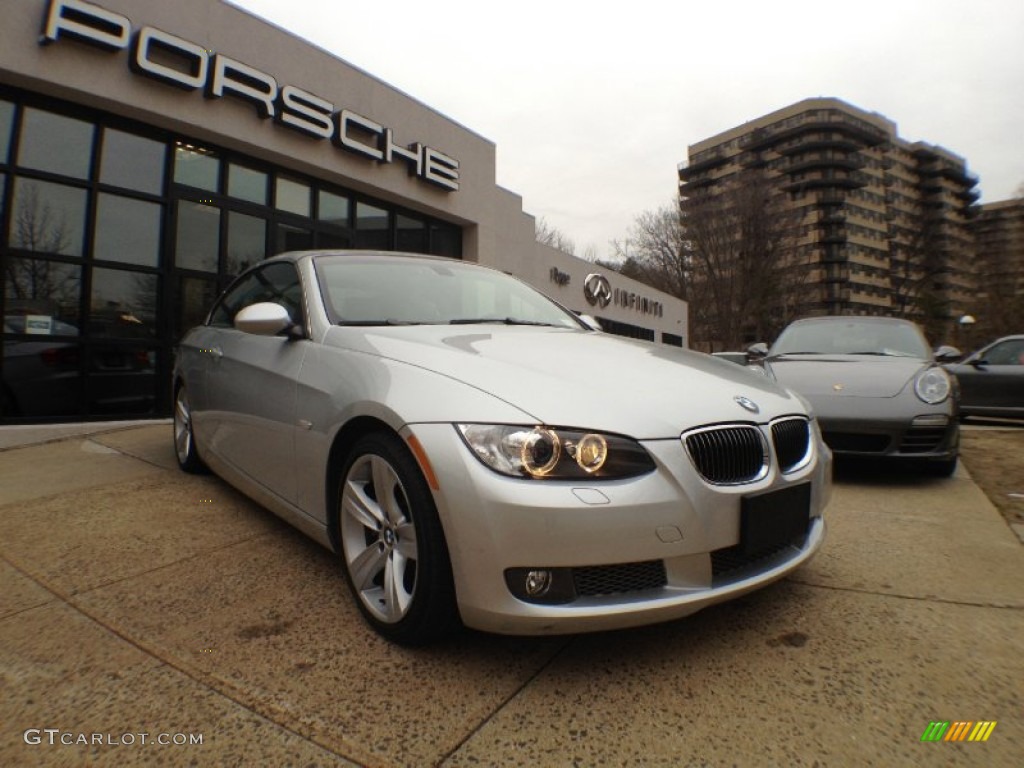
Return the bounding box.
[739,483,811,556]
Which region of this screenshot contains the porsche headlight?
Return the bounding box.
[914,366,951,404]
[456,424,655,480]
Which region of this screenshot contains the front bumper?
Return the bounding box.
[406,422,831,635]
[808,396,959,459]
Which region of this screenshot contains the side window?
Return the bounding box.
[208,262,303,328]
[989,341,1024,365]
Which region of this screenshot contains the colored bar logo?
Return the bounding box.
[921,721,997,742]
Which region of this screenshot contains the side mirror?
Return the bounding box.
[235,302,296,337]
[969,358,989,369]
[747,342,769,358]
[933,345,961,362]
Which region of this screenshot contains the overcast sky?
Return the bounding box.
[231,0,1024,261]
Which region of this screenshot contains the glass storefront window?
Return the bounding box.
[0,100,13,163]
[1,93,466,423]
[397,214,427,252]
[90,267,158,339]
[228,163,268,205]
[174,143,220,191]
[354,202,389,249]
[86,345,157,415]
[3,257,82,333]
[8,178,88,256]
[2,338,84,418]
[175,276,219,339]
[430,222,462,258]
[17,107,94,180]
[226,212,266,276]
[275,176,310,217]
[317,231,350,249]
[100,129,165,195]
[175,201,221,272]
[318,190,350,226]
[273,223,312,255]
[94,193,162,267]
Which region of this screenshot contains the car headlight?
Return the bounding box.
[456,424,656,480]
[914,366,952,404]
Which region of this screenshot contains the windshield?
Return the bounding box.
[315,256,582,329]
[770,319,930,359]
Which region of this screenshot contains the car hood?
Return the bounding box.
[324,326,802,438]
[766,355,928,398]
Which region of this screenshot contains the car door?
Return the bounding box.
[204,262,308,504]
[956,339,1024,414]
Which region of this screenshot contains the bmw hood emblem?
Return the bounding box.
[733,395,760,414]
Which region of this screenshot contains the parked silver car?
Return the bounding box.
[750,316,959,476]
[173,251,831,644]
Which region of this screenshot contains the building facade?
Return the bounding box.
[969,198,1024,341]
[678,97,979,346]
[1,0,687,423]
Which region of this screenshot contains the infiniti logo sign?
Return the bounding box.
[583,273,612,308]
[733,396,760,414]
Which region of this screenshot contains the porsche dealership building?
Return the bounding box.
[0,0,687,422]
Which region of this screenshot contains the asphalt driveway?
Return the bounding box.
[1,423,1021,766]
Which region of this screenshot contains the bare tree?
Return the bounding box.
[610,203,688,299]
[535,217,576,256]
[10,182,71,255]
[5,183,79,312]
[680,170,804,350]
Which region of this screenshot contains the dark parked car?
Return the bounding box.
[750,316,960,476]
[945,335,1024,420]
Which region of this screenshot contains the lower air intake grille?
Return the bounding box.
[684,425,767,484]
[573,560,667,597]
[899,425,947,453]
[823,432,890,453]
[711,541,798,582]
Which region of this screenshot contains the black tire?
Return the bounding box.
[173,384,207,474]
[336,431,459,645]
[0,385,18,418]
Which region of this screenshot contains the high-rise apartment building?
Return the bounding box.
[678,97,979,344]
[969,198,1024,340]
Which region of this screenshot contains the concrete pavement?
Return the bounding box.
[1,423,1021,767]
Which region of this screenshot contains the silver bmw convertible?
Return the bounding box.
[172,251,831,644]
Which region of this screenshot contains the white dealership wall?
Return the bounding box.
[1,0,686,343]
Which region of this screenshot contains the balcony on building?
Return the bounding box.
[783,169,869,192]
[823,264,850,283]
[741,111,889,152]
[783,152,866,175]
[678,148,729,179]
[777,134,862,154]
[820,224,848,243]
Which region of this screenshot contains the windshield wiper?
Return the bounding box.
[847,350,917,357]
[336,319,426,326]
[448,317,562,327]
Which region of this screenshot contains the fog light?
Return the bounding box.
[524,569,552,596]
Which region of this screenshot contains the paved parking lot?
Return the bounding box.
[1,423,1021,766]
